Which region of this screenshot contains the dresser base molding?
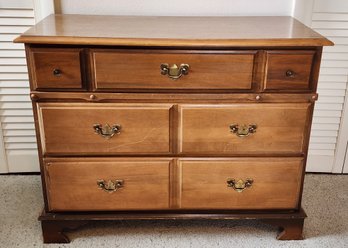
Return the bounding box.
[39,208,307,243]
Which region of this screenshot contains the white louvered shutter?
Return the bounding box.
[0,1,39,172]
[306,0,348,172]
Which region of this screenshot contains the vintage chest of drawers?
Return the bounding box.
[15,15,333,243]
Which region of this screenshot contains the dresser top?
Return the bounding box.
[15,14,333,47]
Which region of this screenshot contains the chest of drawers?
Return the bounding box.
[15,15,333,243]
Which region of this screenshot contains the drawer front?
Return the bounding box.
[38,103,172,155]
[179,103,311,155]
[45,158,171,211]
[28,48,83,90]
[264,51,315,91]
[180,158,303,209]
[91,50,257,90]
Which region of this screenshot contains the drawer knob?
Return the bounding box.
[227,178,253,192]
[52,68,62,77]
[160,63,190,80]
[285,70,295,78]
[93,123,121,139]
[229,124,257,137]
[97,179,124,193]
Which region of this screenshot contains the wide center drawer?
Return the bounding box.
[45,158,171,211]
[179,103,311,155]
[90,50,257,91]
[37,103,173,155]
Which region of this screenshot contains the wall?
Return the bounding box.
[54,0,295,16]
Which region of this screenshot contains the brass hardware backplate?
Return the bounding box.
[160,63,190,80]
[230,124,257,137]
[93,123,121,139]
[97,179,124,193]
[227,178,253,192]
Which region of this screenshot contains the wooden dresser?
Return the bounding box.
[15,15,333,243]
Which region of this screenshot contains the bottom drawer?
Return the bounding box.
[45,158,171,211]
[179,158,304,210]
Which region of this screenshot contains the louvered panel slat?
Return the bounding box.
[2,123,34,130]
[309,149,335,156]
[324,46,348,53]
[4,136,36,143]
[0,17,35,26]
[319,75,347,82]
[0,9,34,18]
[0,34,21,42]
[315,103,342,110]
[321,60,348,68]
[0,95,31,102]
[0,109,33,116]
[310,136,337,143]
[0,58,27,65]
[0,26,31,33]
[314,0,348,13]
[0,88,30,94]
[0,65,27,72]
[313,110,341,117]
[322,53,348,60]
[311,130,338,137]
[317,89,346,96]
[316,96,345,103]
[312,13,348,21]
[0,81,29,87]
[313,117,341,124]
[3,130,36,136]
[0,42,24,50]
[312,123,340,130]
[0,50,25,57]
[309,143,336,150]
[0,102,32,109]
[318,82,347,90]
[320,67,348,75]
[2,0,34,8]
[312,21,348,29]
[324,37,348,45]
[5,143,37,150]
[0,73,29,80]
[1,116,34,123]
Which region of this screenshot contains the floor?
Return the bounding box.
[0,174,347,248]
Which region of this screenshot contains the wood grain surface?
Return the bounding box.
[14,15,333,47]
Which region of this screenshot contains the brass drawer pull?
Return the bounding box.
[160,63,190,80]
[229,124,257,137]
[93,123,121,139]
[227,178,253,192]
[52,68,62,77]
[97,179,124,193]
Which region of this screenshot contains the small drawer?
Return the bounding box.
[179,158,303,209]
[28,48,83,90]
[179,103,311,155]
[37,103,173,155]
[263,51,315,91]
[45,158,171,211]
[90,49,258,91]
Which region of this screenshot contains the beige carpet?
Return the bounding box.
[0,174,347,247]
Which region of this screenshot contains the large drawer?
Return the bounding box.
[37,103,173,155]
[44,158,171,211]
[179,103,311,155]
[90,50,258,91]
[179,158,303,210]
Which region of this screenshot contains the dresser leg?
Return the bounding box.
[263,218,304,240]
[41,220,89,243]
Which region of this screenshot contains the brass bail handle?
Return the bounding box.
[93,123,121,139]
[227,178,253,192]
[160,63,190,80]
[229,124,257,137]
[97,179,124,193]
